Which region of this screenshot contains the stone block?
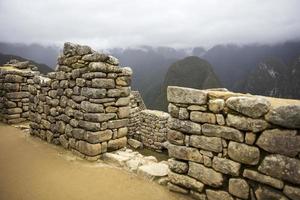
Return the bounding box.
[212,157,241,176]
[190,111,216,124]
[243,169,284,189]
[167,86,207,105]
[228,141,260,165]
[202,123,244,142]
[190,135,222,153]
[188,162,224,187]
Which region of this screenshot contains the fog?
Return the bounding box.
[0,0,299,48]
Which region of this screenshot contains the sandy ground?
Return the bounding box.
[0,123,189,200]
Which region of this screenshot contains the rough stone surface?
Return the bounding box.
[243,169,284,189]
[188,162,224,187]
[226,96,270,118]
[226,114,269,132]
[137,162,168,180]
[283,185,300,200]
[190,135,223,153]
[256,129,300,157]
[168,117,201,134]
[265,105,300,129]
[190,111,216,124]
[228,178,249,199]
[168,158,189,174]
[212,157,241,176]
[206,189,234,200]
[167,143,203,163]
[167,86,207,105]
[202,123,244,142]
[168,171,204,192]
[228,141,260,165]
[255,185,288,200]
[258,154,300,184]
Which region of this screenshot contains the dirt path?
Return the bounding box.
[0,123,188,200]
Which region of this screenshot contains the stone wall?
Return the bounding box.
[128,90,146,138]
[166,86,300,200]
[0,60,38,124]
[138,110,169,152]
[29,42,132,160]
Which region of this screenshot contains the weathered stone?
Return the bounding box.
[178,107,189,120]
[3,83,20,91]
[167,129,185,145]
[91,78,115,88]
[107,87,130,97]
[75,140,101,156]
[209,99,225,113]
[206,190,234,200]
[137,162,168,180]
[115,97,130,106]
[82,72,106,79]
[187,105,207,111]
[76,45,92,55]
[226,96,270,118]
[226,114,269,132]
[4,74,24,82]
[243,169,284,189]
[216,114,225,125]
[6,92,30,99]
[106,106,118,113]
[7,108,22,114]
[228,141,260,165]
[116,76,130,86]
[168,103,179,118]
[78,120,101,131]
[265,105,300,129]
[258,154,300,184]
[81,87,106,99]
[283,185,300,200]
[168,171,204,192]
[256,129,300,157]
[127,139,142,149]
[168,117,201,134]
[228,178,249,199]
[82,52,108,62]
[212,157,241,176]
[118,106,130,118]
[190,135,222,153]
[190,111,216,124]
[106,55,119,66]
[84,130,113,143]
[83,113,116,122]
[167,143,203,163]
[202,123,244,142]
[167,182,189,194]
[188,162,224,187]
[80,101,104,113]
[107,137,127,151]
[107,119,128,129]
[168,158,188,174]
[190,191,207,200]
[255,185,288,200]
[59,135,69,149]
[167,86,207,105]
[245,132,256,145]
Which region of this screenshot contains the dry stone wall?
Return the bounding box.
[29,42,132,160]
[166,86,300,200]
[0,60,39,124]
[128,90,146,138]
[138,110,169,152]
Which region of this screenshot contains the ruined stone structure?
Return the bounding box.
[128,90,146,138]
[0,60,39,124]
[1,42,300,200]
[138,110,169,152]
[28,42,132,160]
[166,86,300,200]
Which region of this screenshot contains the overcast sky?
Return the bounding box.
[0,0,299,48]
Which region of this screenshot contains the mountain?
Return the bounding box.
[109,46,189,104]
[0,53,53,74]
[151,56,222,110]
[0,42,59,67]
[240,56,300,99]
[202,41,300,90]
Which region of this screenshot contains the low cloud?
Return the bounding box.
[0,0,299,48]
